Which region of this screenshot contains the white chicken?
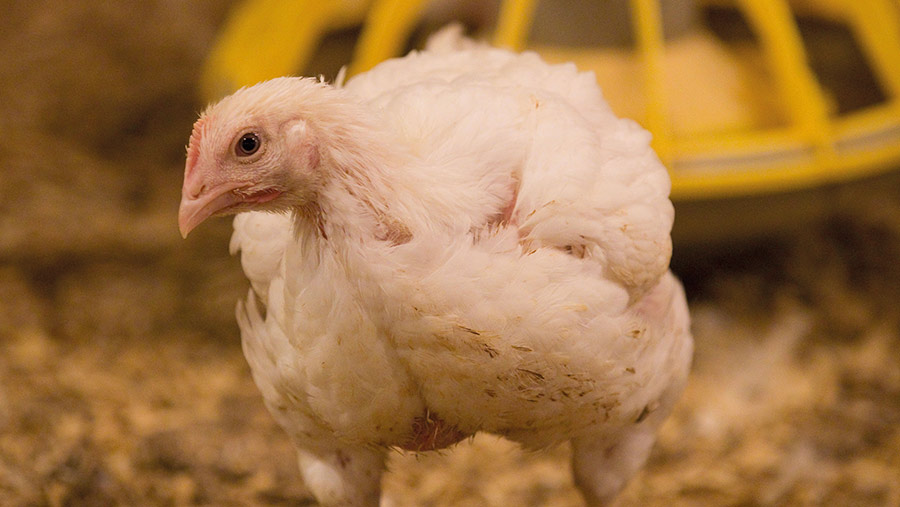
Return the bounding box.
[178,30,692,506]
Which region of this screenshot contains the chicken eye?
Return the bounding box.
[236,133,260,156]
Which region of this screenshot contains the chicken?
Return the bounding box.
[178,30,693,506]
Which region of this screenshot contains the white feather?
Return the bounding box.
[220,33,692,506]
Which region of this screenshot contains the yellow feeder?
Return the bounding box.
[202,0,900,242]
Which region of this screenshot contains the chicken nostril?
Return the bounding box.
[190,184,206,199]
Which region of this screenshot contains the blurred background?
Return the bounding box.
[1,1,899,505]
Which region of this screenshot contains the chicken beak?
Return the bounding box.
[178,183,243,238]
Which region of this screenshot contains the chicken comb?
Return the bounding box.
[185,114,210,174]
